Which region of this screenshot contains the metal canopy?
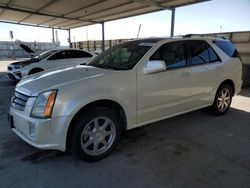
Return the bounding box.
[0,0,209,30]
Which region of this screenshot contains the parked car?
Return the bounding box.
[7,48,94,80]
[9,36,242,161]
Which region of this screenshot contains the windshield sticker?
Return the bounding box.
[139,42,156,47]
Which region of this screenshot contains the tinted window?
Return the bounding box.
[208,47,221,62]
[48,51,71,60]
[188,41,210,65]
[213,40,240,58]
[150,41,187,69]
[32,50,59,62]
[70,50,93,58]
[88,41,153,70]
[188,40,220,65]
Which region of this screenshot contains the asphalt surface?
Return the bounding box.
[0,70,250,188]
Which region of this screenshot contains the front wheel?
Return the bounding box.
[70,107,121,162]
[209,84,233,115]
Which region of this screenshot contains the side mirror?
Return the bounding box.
[143,60,166,74]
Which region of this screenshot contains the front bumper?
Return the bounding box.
[7,70,22,80]
[9,105,70,152]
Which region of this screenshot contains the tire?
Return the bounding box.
[28,68,44,75]
[70,107,121,162]
[209,84,233,116]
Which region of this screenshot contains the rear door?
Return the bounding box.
[186,40,222,109]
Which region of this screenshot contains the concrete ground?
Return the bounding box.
[0,61,250,188]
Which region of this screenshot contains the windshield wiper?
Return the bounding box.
[101,65,122,70]
[89,64,118,70]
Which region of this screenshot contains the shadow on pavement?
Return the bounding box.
[2,106,248,166]
[239,88,250,97]
[0,72,18,86]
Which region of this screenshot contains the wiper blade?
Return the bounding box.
[89,64,115,70]
[89,64,127,70]
[101,65,119,70]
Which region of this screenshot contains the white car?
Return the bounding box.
[7,48,94,80]
[9,37,242,161]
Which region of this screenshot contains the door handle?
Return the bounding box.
[179,72,191,77]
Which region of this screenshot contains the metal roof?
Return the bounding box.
[0,0,209,30]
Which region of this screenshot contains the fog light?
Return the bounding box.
[14,71,22,78]
[29,121,36,137]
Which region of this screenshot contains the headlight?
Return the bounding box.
[14,64,25,69]
[30,90,57,118]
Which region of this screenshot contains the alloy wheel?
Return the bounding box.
[217,88,231,112]
[80,117,116,156]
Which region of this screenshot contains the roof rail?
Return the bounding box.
[182,34,228,40]
[182,34,206,38]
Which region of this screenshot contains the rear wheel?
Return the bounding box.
[70,107,121,162]
[209,84,233,115]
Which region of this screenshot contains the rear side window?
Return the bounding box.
[70,50,93,58]
[208,47,220,63]
[150,41,187,69]
[188,40,221,65]
[213,40,240,58]
[48,51,70,60]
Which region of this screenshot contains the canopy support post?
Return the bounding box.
[68,29,71,47]
[101,22,105,52]
[170,8,175,37]
[52,27,55,48]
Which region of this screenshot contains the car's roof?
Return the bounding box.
[129,36,230,44]
[48,48,93,54]
[54,48,89,51]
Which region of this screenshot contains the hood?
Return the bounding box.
[16,65,108,96]
[19,43,35,53]
[10,59,32,67]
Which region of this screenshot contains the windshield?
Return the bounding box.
[32,50,59,62]
[88,41,155,70]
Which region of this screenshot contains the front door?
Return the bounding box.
[136,41,191,124]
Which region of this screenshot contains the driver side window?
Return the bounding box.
[48,51,70,60]
[150,41,187,69]
[100,47,132,65]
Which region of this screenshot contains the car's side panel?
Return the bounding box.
[187,63,221,109]
[136,67,190,123]
[51,70,137,131]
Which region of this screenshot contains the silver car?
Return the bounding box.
[9,36,242,161]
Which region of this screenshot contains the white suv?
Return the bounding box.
[9,37,242,161]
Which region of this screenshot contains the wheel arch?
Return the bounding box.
[28,67,44,75]
[66,99,127,151]
[218,79,235,95]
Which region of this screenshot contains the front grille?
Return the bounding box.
[8,66,13,71]
[11,91,30,111]
[7,73,16,80]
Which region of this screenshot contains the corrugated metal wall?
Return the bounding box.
[0,41,59,59]
[71,31,250,65]
[70,39,133,53]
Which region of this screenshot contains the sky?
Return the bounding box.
[0,0,249,46]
